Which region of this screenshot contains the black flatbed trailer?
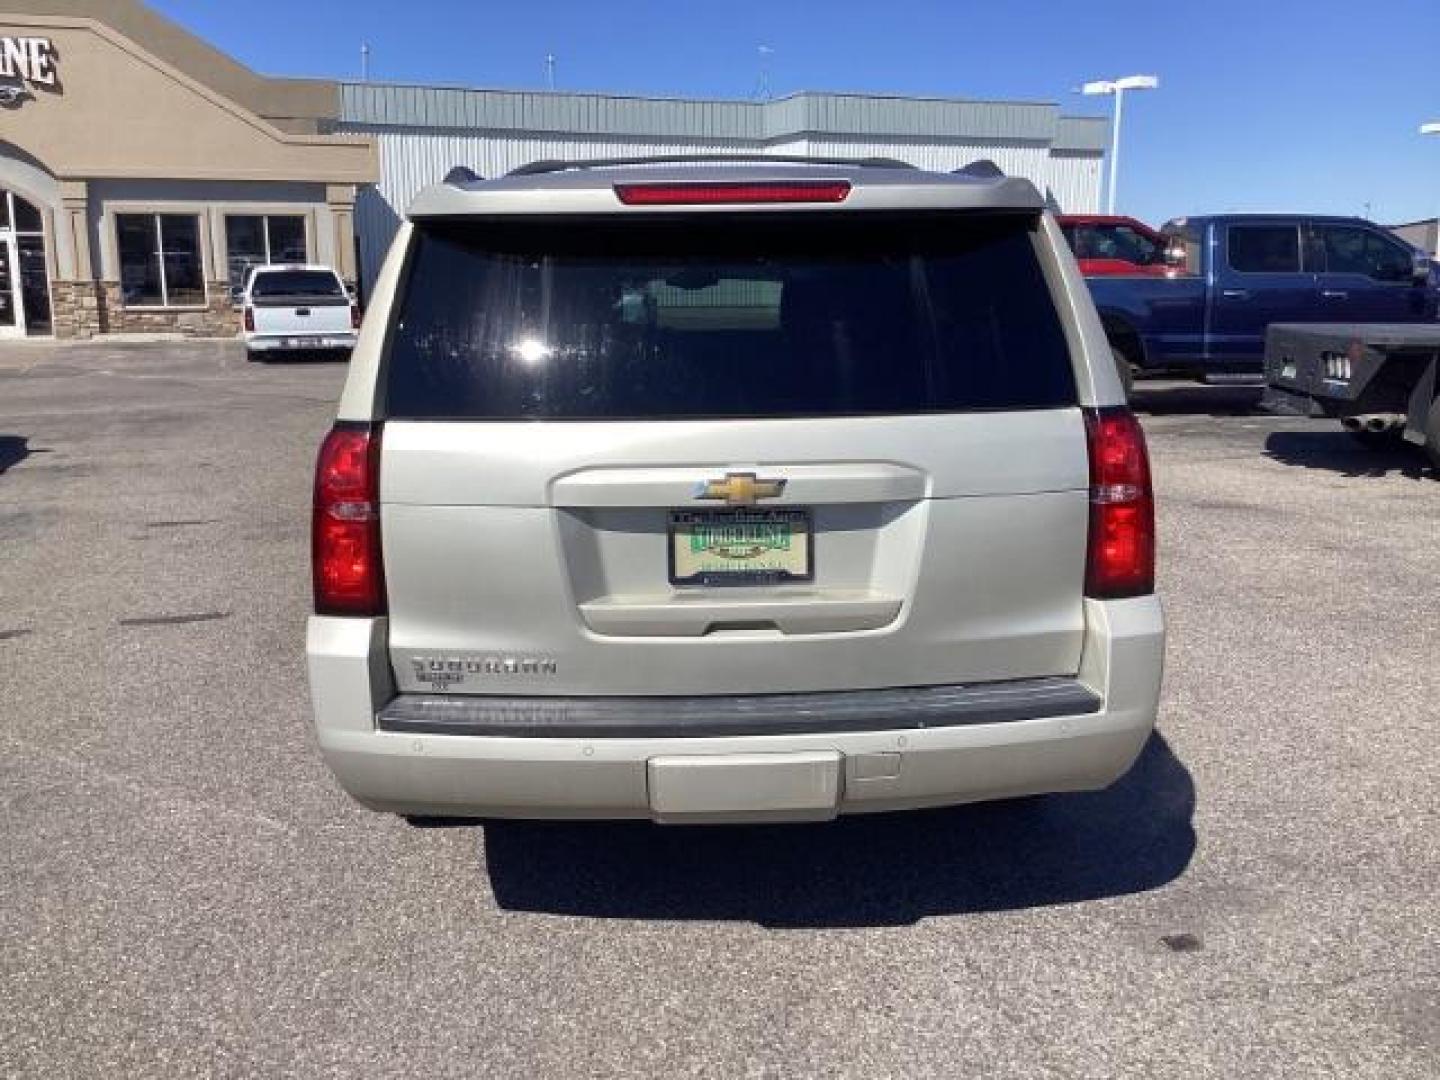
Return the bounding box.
[1264,323,1440,470]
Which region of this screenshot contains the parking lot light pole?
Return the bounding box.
[1082,75,1160,215]
[1419,122,1440,255]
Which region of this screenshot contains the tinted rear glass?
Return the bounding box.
[251,270,343,298]
[384,213,1076,420]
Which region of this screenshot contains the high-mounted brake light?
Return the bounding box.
[312,423,386,616]
[614,181,852,206]
[1083,408,1155,599]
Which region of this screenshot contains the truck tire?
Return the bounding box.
[1112,346,1134,400]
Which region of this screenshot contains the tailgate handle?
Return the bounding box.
[706,619,780,634]
[1321,290,1348,300]
[295,307,311,317]
[1221,288,1250,300]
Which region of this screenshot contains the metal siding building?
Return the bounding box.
[1388,218,1438,256]
[334,84,1108,290]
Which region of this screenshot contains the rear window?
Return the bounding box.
[384,213,1076,420]
[250,270,344,299]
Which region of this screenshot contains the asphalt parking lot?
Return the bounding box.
[1,341,1436,1079]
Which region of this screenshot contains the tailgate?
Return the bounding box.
[382,413,1089,696]
[252,297,350,335]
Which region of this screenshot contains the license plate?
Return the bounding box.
[668,508,813,586]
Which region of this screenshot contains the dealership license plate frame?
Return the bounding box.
[668,507,814,587]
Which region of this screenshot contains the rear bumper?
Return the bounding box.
[306,597,1164,823]
[377,677,1101,738]
[244,331,357,352]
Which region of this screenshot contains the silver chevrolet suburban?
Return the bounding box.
[306,156,1164,824]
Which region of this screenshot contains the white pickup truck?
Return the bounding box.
[240,265,359,357]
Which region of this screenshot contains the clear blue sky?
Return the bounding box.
[152,0,1440,226]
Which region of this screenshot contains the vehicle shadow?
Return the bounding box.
[0,435,31,475]
[1130,382,1263,417]
[481,732,1195,928]
[1264,430,1434,480]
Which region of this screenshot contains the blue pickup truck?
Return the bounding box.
[1085,214,1438,383]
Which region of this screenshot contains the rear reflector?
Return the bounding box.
[313,423,385,616]
[614,181,852,206]
[1083,407,1155,599]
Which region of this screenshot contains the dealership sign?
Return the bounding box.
[0,37,57,105]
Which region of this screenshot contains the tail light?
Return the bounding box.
[350,303,362,330]
[312,423,385,616]
[1083,407,1155,599]
[614,180,851,206]
[243,306,254,332]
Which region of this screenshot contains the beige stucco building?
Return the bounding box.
[0,0,376,339]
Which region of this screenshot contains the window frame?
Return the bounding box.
[114,212,207,310]
[1365,230,1418,285]
[1225,223,1304,276]
[1314,222,1415,285]
[378,211,1080,422]
[2,190,44,236]
[223,213,311,293]
[0,188,53,335]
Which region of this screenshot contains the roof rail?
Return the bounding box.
[952,159,1006,179]
[506,153,916,177]
[444,165,483,185]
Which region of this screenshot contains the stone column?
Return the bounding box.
[326,184,359,291]
[52,180,101,340]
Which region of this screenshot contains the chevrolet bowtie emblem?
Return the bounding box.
[694,472,787,506]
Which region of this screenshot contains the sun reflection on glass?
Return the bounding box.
[510,337,553,366]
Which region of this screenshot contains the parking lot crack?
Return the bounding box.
[118,611,232,628]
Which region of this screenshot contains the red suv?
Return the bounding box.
[1057,215,1180,277]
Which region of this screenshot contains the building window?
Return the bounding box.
[116,213,206,307]
[224,215,308,289]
